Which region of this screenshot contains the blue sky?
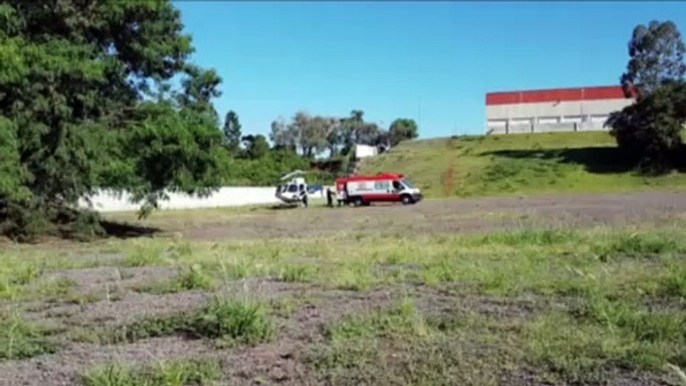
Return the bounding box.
[174,1,686,139]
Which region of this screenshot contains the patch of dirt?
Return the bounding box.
[118,266,179,288]
[216,278,311,300]
[64,290,211,327]
[22,277,310,330]
[66,252,124,266]
[221,338,310,386]
[20,266,182,322]
[0,337,216,386]
[181,192,686,240]
[19,260,176,304]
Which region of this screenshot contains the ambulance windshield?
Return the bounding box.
[402,179,415,189]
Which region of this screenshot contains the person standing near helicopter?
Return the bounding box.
[299,184,309,207]
[326,186,334,207]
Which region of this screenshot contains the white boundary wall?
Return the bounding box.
[78,187,325,213]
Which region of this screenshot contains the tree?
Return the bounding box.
[326,118,344,157]
[606,82,686,173]
[376,129,391,148]
[241,134,270,160]
[223,111,242,155]
[607,20,686,173]
[0,0,229,239]
[270,109,387,158]
[388,118,419,146]
[340,110,370,155]
[305,115,333,157]
[288,111,329,158]
[270,118,297,152]
[621,20,686,100]
[355,123,382,146]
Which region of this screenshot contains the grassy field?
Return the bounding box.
[2,193,686,385]
[361,131,686,198]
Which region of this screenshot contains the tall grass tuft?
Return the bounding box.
[0,311,56,360]
[327,298,429,343]
[190,297,274,346]
[81,359,220,386]
[122,244,166,267]
[594,232,684,260]
[667,363,686,386]
[478,228,575,247]
[277,265,316,283]
[103,297,274,347]
[134,264,214,294]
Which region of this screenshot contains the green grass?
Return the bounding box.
[122,244,167,267]
[276,264,317,283]
[309,300,521,386]
[81,359,221,386]
[361,132,686,198]
[99,224,686,300]
[101,297,274,347]
[4,217,686,384]
[667,364,686,386]
[525,297,686,382]
[326,298,431,342]
[133,264,215,294]
[0,311,57,360]
[310,293,686,384]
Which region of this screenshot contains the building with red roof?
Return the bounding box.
[485,86,635,135]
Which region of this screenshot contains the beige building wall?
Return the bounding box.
[486,98,634,135]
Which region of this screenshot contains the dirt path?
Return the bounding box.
[182,191,686,240]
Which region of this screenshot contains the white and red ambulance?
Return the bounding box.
[335,173,423,206]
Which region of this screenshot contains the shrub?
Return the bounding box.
[81,359,220,386]
[0,313,56,360]
[103,297,274,347]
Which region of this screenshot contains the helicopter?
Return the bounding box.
[275,170,312,206]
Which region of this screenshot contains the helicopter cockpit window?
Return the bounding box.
[287,184,298,193]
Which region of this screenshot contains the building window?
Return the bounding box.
[538,116,560,124]
[487,119,507,128]
[589,114,608,123]
[510,118,532,126]
[561,115,583,123]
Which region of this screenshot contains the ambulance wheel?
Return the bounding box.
[353,197,364,207]
[401,194,413,205]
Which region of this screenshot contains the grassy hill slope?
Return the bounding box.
[360,131,686,198]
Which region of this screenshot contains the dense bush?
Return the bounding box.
[606,83,686,173]
[608,20,686,173]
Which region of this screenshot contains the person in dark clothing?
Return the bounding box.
[299,184,308,208]
[326,187,333,207]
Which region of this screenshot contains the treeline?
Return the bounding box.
[606,20,686,173]
[219,110,418,186]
